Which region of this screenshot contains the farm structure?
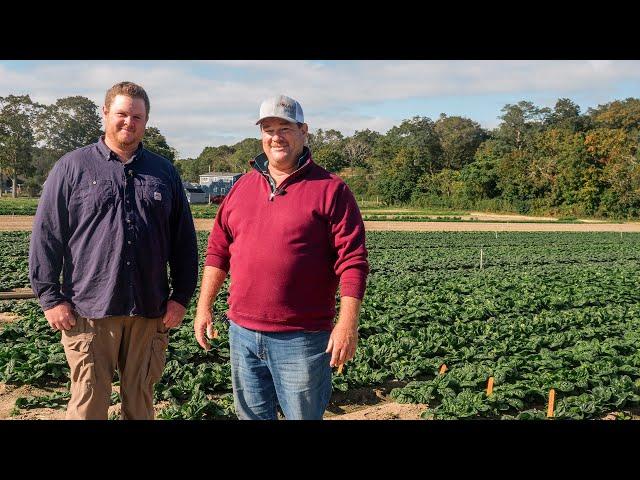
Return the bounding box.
[183,183,209,204]
[198,172,243,196]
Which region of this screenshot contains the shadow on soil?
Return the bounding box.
[326,380,409,415]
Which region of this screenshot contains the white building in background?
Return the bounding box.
[199,172,243,195]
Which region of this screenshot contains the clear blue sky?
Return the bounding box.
[1,60,637,159]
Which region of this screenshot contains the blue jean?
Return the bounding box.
[228,321,332,420]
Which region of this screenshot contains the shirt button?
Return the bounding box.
[126,261,131,265]
[126,219,131,223]
[92,181,97,185]
[127,241,132,245]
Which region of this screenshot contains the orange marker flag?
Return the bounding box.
[486,377,494,396]
[547,389,555,418]
[439,364,448,375]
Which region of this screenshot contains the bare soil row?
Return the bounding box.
[2,216,639,232]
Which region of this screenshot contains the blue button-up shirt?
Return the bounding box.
[29,137,198,319]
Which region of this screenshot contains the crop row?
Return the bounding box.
[1,231,639,419]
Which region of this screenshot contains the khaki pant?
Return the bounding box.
[61,314,169,420]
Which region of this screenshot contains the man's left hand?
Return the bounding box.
[325,322,358,368]
[162,300,187,329]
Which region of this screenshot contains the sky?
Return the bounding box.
[0,60,638,159]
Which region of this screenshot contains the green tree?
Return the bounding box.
[434,114,487,169]
[459,139,506,201]
[351,128,382,146]
[31,146,60,186]
[495,149,536,212]
[308,128,344,151]
[198,145,235,173]
[227,138,262,172]
[385,116,442,174]
[174,157,199,183]
[497,101,550,150]
[343,129,381,169]
[525,128,593,212]
[144,126,177,163]
[415,168,462,199]
[343,138,372,168]
[584,127,638,217]
[314,144,347,172]
[588,98,640,132]
[544,98,585,132]
[36,96,102,157]
[0,95,39,197]
[376,148,421,204]
[340,166,371,198]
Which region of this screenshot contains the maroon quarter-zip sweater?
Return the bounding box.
[205,151,369,332]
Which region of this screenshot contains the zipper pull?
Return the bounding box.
[269,192,275,201]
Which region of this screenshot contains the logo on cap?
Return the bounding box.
[280,101,296,118]
[257,94,304,125]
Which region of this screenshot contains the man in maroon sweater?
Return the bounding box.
[193,94,369,419]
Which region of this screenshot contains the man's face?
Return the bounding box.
[102,94,148,151]
[260,118,308,166]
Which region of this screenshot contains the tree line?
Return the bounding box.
[2,93,638,218]
[175,97,640,219]
[0,95,175,197]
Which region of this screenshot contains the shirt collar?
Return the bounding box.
[97,136,144,164]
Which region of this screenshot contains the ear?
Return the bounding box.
[102,105,108,117]
[300,123,309,135]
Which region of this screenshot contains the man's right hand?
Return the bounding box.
[194,307,213,351]
[43,302,76,331]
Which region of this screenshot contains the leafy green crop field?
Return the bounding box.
[2,231,640,419]
[0,197,220,219]
[0,198,40,215]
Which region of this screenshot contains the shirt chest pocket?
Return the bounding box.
[141,181,172,217]
[71,180,115,214]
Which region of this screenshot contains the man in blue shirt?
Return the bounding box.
[29,81,198,419]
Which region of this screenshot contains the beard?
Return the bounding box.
[115,130,140,149]
[117,139,138,149]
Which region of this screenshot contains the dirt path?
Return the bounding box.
[325,403,427,420]
[362,221,640,232]
[0,384,67,420]
[3,215,639,232]
[0,382,177,420]
[0,216,33,231]
[0,313,20,324]
[0,378,426,420]
[467,212,558,222]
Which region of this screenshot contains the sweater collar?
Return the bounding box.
[251,146,312,176]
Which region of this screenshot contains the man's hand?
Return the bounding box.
[162,300,187,329]
[325,322,358,368]
[44,302,76,331]
[193,266,228,351]
[326,296,362,367]
[194,307,213,351]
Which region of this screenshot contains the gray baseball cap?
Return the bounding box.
[256,94,304,125]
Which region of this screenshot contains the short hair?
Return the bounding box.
[104,81,150,117]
